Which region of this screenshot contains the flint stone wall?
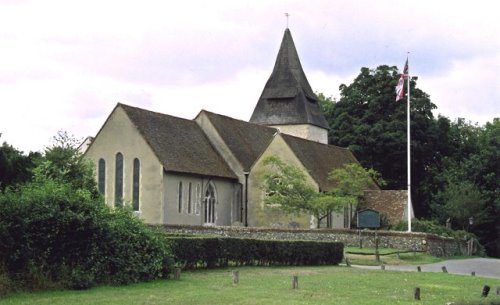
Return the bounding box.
[158,225,473,257]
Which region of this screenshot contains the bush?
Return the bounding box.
[392,219,471,239]
[0,179,172,292]
[167,236,343,269]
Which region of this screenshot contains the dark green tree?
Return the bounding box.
[0,142,40,190]
[323,65,439,217]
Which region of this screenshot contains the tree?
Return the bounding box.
[0,142,40,190]
[34,130,98,197]
[323,65,439,217]
[262,156,382,227]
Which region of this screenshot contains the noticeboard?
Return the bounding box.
[357,208,380,229]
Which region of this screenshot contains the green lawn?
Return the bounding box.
[2,266,500,305]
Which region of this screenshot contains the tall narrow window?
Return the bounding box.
[178,181,183,213]
[188,183,192,214]
[132,158,140,211]
[195,184,201,215]
[98,158,105,195]
[204,184,216,224]
[115,152,123,207]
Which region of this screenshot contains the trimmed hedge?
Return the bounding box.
[167,236,343,269]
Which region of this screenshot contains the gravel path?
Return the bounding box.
[352,258,500,278]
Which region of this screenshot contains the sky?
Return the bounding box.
[1,0,499,153]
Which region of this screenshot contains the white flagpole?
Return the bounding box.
[406,53,412,232]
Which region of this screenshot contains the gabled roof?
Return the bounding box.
[250,29,329,129]
[200,110,278,172]
[281,134,359,191]
[120,104,237,180]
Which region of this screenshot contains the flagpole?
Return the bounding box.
[406,52,412,232]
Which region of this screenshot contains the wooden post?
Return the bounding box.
[496,286,500,295]
[471,271,475,277]
[413,287,421,300]
[482,285,490,297]
[441,266,448,273]
[396,252,400,259]
[232,270,239,284]
[173,267,181,280]
[381,264,385,270]
[359,230,363,249]
[417,266,421,272]
[292,275,299,289]
[374,234,380,262]
[345,257,351,267]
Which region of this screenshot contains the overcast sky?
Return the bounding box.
[1,0,499,153]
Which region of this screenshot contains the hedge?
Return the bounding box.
[167,236,343,269]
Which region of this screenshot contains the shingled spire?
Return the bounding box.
[250,29,329,139]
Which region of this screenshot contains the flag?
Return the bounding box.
[395,58,409,101]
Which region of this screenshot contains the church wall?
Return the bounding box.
[162,173,237,226]
[247,135,318,228]
[84,106,164,224]
[270,124,328,144]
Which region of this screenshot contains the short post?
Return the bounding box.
[471,271,475,277]
[292,275,299,289]
[374,234,380,262]
[232,270,239,284]
[396,252,400,259]
[413,287,421,300]
[345,257,351,267]
[417,266,421,272]
[441,266,448,273]
[481,285,490,297]
[359,229,363,249]
[496,286,500,295]
[173,267,181,280]
[381,264,385,270]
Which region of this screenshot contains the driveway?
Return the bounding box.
[352,258,500,279]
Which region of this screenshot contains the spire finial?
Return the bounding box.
[285,13,290,29]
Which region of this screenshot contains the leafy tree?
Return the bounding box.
[262,156,382,227]
[0,142,40,190]
[34,131,98,197]
[323,65,439,217]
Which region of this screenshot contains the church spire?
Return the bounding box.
[249,29,329,132]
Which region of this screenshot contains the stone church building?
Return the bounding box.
[85,29,406,229]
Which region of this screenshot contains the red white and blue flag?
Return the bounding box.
[395,58,409,101]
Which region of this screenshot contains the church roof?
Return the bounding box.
[281,134,359,191]
[120,104,237,180]
[200,110,278,172]
[250,29,329,129]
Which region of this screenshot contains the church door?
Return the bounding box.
[203,184,216,224]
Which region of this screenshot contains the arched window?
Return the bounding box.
[115,152,123,207]
[204,183,216,224]
[98,158,105,195]
[132,158,140,211]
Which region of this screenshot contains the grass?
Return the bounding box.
[345,246,474,266]
[1,266,500,305]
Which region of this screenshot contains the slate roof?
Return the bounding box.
[200,110,278,171]
[281,134,360,191]
[120,104,237,180]
[250,29,329,129]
